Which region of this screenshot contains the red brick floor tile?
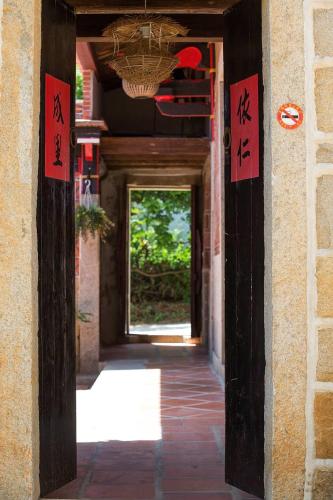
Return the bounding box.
[84,483,155,499]
[161,398,210,407]
[163,464,225,478]
[93,458,155,471]
[189,402,226,411]
[163,494,233,500]
[45,477,85,499]
[162,431,215,441]
[162,441,218,453]
[162,477,231,492]
[161,455,224,467]
[161,407,214,418]
[90,469,155,484]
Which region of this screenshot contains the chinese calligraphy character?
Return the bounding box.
[230,74,259,181]
[53,133,63,167]
[237,88,251,125]
[237,138,250,167]
[53,93,64,124]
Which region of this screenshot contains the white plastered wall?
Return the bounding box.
[210,43,225,374]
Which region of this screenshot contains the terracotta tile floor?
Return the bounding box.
[47,344,259,500]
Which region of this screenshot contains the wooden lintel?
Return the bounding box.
[77,36,223,44]
[68,0,239,15]
[106,164,204,169]
[76,13,229,39]
[101,137,210,157]
[106,168,203,176]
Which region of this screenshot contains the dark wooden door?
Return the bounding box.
[223,0,265,497]
[38,0,76,496]
[191,185,202,338]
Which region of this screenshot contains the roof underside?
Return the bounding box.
[72,1,230,173]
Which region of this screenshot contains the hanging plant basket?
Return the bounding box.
[75,205,114,242]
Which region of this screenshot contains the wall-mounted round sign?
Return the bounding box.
[277,103,304,130]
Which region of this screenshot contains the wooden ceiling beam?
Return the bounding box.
[103,155,207,162]
[104,158,208,163]
[106,165,204,170]
[76,14,226,38]
[77,36,222,43]
[105,167,203,175]
[105,163,205,169]
[68,0,239,15]
[100,137,210,157]
[104,157,206,163]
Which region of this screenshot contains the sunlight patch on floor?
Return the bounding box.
[129,322,191,337]
[151,342,197,347]
[76,367,161,443]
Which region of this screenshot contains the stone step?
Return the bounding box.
[126,334,189,344]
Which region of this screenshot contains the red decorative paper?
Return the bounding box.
[45,74,71,181]
[84,143,93,161]
[230,74,259,182]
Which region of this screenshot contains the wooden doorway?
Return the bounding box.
[38,1,265,498]
[223,0,265,497]
[38,0,76,495]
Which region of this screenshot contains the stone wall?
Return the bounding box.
[0,0,41,498]
[262,0,308,498]
[76,194,100,374]
[306,3,333,498]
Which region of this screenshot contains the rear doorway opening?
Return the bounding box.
[127,188,193,345]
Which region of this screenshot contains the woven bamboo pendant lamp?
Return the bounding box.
[101,2,188,98]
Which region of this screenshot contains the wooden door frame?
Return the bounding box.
[191,184,203,338]
[126,185,193,335]
[223,1,265,495]
[38,0,76,496]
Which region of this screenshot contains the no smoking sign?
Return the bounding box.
[277,103,304,130]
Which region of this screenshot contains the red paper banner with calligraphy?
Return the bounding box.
[45,74,71,182]
[230,74,259,182]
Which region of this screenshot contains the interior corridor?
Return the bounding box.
[46,345,258,500]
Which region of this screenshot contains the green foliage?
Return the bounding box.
[75,205,113,242]
[76,310,92,323]
[76,67,83,100]
[130,190,191,320]
[131,301,190,324]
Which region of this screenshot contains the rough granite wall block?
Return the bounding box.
[315,67,333,133]
[78,225,100,374]
[316,143,333,164]
[0,0,41,499]
[317,329,333,382]
[314,9,333,57]
[317,176,333,249]
[316,256,333,317]
[262,0,307,497]
[314,392,333,458]
[313,469,333,500]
